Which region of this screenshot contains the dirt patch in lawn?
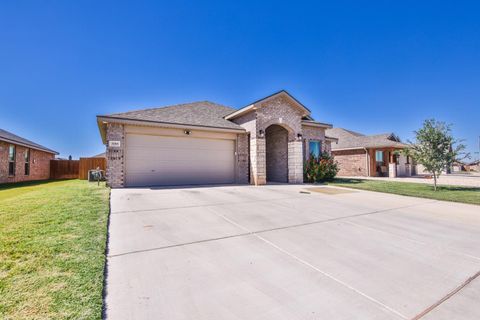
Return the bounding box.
[304,187,357,195]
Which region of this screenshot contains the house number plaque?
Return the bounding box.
[109,141,121,147]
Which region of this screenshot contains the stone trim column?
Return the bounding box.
[250,138,266,185]
[288,140,304,183]
[388,163,397,178]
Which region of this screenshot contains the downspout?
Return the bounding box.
[364,148,370,176]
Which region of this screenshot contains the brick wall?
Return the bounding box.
[302,125,328,160]
[266,125,288,182]
[105,123,125,188]
[332,149,368,177]
[0,141,54,184]
[234,95,305,184]
[235,133,249,184]
[256,95,303,141]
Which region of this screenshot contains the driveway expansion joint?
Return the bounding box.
[108,201,434,259]
[411,270,480,320]
[211,208,409,320]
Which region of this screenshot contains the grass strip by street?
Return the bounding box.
[0,180,109,320]
[328,178,480,205]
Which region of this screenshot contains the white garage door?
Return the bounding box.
[125,134,235,187]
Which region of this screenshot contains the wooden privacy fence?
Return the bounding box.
[50,160,79,179]
[50,157,106,180]
[79,157,106,180]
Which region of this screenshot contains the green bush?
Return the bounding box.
[304,152,339,183]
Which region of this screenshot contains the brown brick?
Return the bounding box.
[0,141,54,184]
[332,149,368,176]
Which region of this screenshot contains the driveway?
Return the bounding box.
[105,185,480,320]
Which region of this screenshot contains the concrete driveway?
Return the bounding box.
[105,185,480,320]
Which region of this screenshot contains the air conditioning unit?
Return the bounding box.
[88,169,105,182]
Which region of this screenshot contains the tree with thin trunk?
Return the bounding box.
[406,119,466,191]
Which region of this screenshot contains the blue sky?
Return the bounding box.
[1,0,479,159]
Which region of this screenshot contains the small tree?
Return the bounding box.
[407,119,466,191]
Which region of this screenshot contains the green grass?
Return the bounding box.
[0,180,110,320]
[328,178,480,205]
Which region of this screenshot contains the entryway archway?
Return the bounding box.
[265,124,289,183]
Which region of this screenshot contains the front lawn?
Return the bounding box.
[0,180,109,320]
[328,178,480,205]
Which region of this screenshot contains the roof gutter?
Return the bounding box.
[301,121,333,129]
[331,146,367,151]
[223,104,255,120]
[325,136,339,142]
[332,145,407,152]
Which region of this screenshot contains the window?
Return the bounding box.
[24,149,30,176]
[375,150,383,162]
[309,140,322,158]
[8,145,15,176]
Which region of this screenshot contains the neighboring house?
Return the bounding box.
[451,161,466,172]
[0,129,58,183]
[92,152,106,158]
[326,128,411,178]
[97,90,335,187]
[466,160,479,172]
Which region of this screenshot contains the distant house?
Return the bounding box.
[0,129,58,183]
[92,152,106,158]
[326,128,411,178]
[466,160,479,172]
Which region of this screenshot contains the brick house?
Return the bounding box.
[0,129,58,184]
[326,128,411,178]
[97,90,336,187]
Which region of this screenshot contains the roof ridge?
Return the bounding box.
[328,127,365,137]
[108,100,236,117]
[0,128,57,154]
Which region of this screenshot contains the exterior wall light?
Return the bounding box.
[258,129,264,138]
[184,130,191,135]
[297,133,303,140]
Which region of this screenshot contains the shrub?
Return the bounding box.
[304,152,339,183]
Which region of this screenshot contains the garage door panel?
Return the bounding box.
[126,161,234,174]
[127,149,234,163]
[125,134,235,187]
[128,135,233,149]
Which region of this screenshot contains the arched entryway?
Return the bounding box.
[265,125,289,183]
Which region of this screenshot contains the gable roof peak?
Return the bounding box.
[224,89,311,120]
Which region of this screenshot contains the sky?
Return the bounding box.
[0,0,479,160]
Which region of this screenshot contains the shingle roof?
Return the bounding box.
[100,101,244,130]
[92,152,106,158]
[326,127,408,150]
[0,128,58,154]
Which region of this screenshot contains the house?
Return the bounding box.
[451,161,466,172]
[0,128,58,183]
[326,128,411,178]
[92,152,106,158]
[466,160,479,172]
[97,90,335,187]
